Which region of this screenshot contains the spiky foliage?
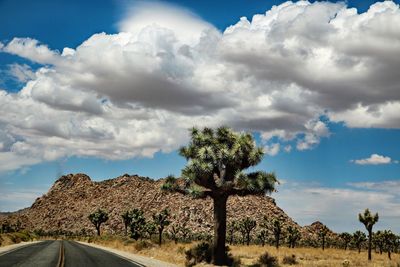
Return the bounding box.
[122,210,133,236]
[257,229,268,247]
[373,230,384,254]
[162,127,278,265]
[339,232,352,250]
[239,217,257,246]
[152,209,170,246]
[353,230,367,253]
[286,226,300,248]
[88,209,109,236]
[359,208,379,260]
[318,225,329,250]
[227,221,239,245]
[129,209,146,240]
[179,225,192,242]
[144,222,157,239]
[382,230,397,260]
[168,225,180,244]
[272,219,282,249]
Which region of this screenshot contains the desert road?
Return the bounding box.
[0,240,143,267]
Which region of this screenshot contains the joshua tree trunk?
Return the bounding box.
[275,236,279,249]
[96,225,101,236]
[368,230,372,261]
[213,196,227,265]
[158,229,162,246]
[358,246,361,253]
[246,233,250,246]
[322,237,325,250]
[388,250,391,260]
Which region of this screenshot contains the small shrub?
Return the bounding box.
[123,239,135,246]
[282,254,297,265]
[185,242,212,267]
[257,251,279,267]
[177,246,185,254]
[342,259,350,267]
[134,240,152,251]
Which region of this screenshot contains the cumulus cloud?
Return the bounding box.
[275,180,400,232]
[350,154,396,165]
[0,1,399,171]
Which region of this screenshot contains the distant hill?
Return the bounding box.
[0,173,336,244]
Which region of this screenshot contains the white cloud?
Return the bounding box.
[264,143,280,156]
[275,180,400,233]
[0,1,400,171]
[3,38,60,65]
[351,154,395,165]
[284,145,292,153]
[7,63,36,82]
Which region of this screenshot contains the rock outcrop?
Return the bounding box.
[1,173,334,242]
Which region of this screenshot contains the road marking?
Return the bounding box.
[56,241,65,267]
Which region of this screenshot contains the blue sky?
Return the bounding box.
[0,0,400,233]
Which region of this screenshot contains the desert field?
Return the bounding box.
[79,236,400,267]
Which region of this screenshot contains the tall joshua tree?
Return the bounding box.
[88,209,109,236]
[162,127,277,265]
[239,217,257,246]
[272,219,282,249]
[318,225,329,250]
[153,209,170,246]
[339,232,352,250]
[359,208,379,261]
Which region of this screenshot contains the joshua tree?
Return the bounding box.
[272,219,282,249]
[359,208,379,260]
[129,209,146,240]
[162,127,277,265]
[286,226,300,248]
[257,230,268,247]
[239,217,257,246]
[122,210,133,236]
[318,225,329,250]
[152,209,170,246]
[179,226,192,242]
[373,230,384,254]
[88,209,109,236]
[227,221,239,245]
[382,230,397,260]
[168,225,180,244]
[144,222,157,239]
[353,230,367,253]
[339,232,352,250]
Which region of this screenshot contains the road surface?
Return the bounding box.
[0,240,143,267]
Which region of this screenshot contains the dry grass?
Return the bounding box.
[230,245,400,267]
[77,236,400,267]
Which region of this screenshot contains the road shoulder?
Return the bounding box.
[76,241,179,267]
[0,241,42,256]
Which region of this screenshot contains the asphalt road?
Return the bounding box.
[0,240,143,267]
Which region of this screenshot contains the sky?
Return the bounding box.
[0,0,399,234]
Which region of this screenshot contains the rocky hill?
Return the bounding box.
[0,173,333,242]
